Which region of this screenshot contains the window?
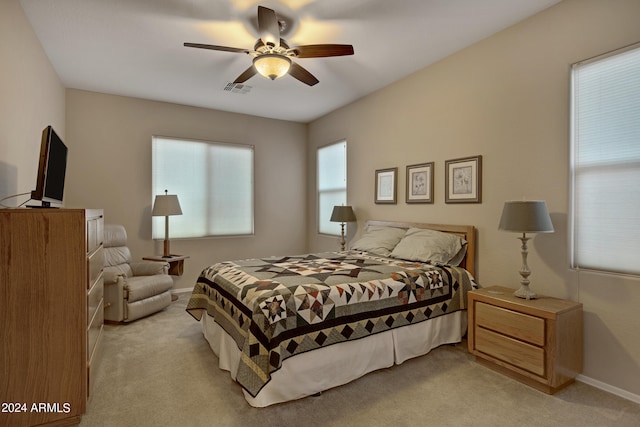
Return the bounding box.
[570,43,640,275]
[317,140,347,235]
[152,136,254,238]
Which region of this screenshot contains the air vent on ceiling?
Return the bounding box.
[223,82,252,94]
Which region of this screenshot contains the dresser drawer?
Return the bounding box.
[87,275,104,324]
[87,215,104,253]
[476,301,545,346]
[88,299,104,358]
[87,245,104,289]
[475,327,545,376]
[87,323,104,397]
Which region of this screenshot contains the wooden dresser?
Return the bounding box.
[0,208,104,427]
[468,286,582,394]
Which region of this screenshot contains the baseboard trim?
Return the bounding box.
[576,375,640,404]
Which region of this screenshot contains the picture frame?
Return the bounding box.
[375,167,397,204]
[445,155,482,203]
[406,162,434,204]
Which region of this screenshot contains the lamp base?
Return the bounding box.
[512,234,536,300]
[513,285,537,300]
[163,238,171,257]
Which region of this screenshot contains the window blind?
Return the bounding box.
[317,141,347,235]
[152,136,254,238]
[571,44,640,275]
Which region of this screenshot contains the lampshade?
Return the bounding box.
[152,194,183,217]
[499,200,554,233]
[330,205,356,223]
[253,54,291,80]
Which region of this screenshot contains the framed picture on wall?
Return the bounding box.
[375,167,397,204]
[406,162,434,204]
[445,155,482,203]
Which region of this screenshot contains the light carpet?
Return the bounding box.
[80,294,640,427]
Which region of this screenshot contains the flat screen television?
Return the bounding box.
[30,126,68,208]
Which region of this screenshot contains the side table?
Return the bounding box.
[143,254,189,301]
[467,285,583,394]
[143,254,189,276]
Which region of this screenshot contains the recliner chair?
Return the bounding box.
[103,224,174,322]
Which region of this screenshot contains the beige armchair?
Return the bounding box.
[103,224,174,322]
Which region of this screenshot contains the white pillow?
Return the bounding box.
[350,225,406,257]
[390,227,467,265]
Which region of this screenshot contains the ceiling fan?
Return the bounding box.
[184,5,354,86]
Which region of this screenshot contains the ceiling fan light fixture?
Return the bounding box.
[253,54,291,80]
[185,5,353,86]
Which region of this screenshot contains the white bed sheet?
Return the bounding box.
[201,310,467,407]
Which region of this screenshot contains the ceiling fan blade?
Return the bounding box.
[184,42,250,54]
[258,6,280,48]
[288,62,319,86]
[233,66,258,84]
[293,44,354,58]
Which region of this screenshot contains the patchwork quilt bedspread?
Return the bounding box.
[186,250,476,396]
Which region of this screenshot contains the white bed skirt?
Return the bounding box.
[201,310,467,407]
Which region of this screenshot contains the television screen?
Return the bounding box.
[30,126,68,207]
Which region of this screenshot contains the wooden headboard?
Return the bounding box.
[364,220,477,277]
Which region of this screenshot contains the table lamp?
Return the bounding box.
[498,200,554,299]
[152,190,183,257]
[330,205,356,251]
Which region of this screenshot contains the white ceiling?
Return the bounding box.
[20,0,560,123]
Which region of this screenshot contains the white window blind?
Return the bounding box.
[152,136,254,238]
[317,141,347,235]
[571,44,640,275]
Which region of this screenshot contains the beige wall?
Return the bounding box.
[0,0,65,202]
[4,0,640,402]
[65,90,307,290]
[307,0,640,398]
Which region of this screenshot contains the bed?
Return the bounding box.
[186,220,477,407]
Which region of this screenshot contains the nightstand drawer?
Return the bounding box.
[476,301,545,346]
[475,327,545,376]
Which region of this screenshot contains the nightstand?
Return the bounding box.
[468,286,583,394]
[143,255,189,301]
[143,254,189,276]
